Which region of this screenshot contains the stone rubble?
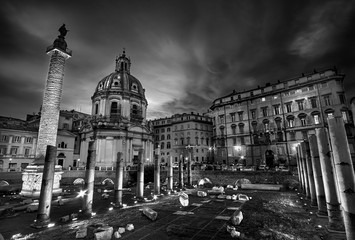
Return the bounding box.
[142,207,158,221]
[231,210,243,225]
[126,224,134,231]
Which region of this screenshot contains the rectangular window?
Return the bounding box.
[230,113,235,122]
[251,110,256,119]
[323,95,331,106]
[13,136,21,143]
[1,135,9,142]
[300,118,306,126]
[167,128,171,132]
[24,148,31,156]
[286,103,292,113]
[161,128,165,133]
[240,137,245,145]
[310,98,317,108]
[10,147,18,155]
[274,105,280,115]
[25,137,32,143]
[288,119,294,127]
[262,107,268,117]
[342,111,348,123]
[238,112,243,121]
[297,100,304,111]
[0,146,7,155]
[233,137,237,145]
[314,115,320,124]
[219,115,224,124]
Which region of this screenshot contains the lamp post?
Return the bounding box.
[8,158,12,171]
[77,158,80,170]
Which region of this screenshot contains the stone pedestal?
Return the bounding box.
[20,165,63,197]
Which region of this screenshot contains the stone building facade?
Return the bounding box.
[79,51,154,168]
[208,68,354,168]
[151,112,213,167]
[0,110,89,172]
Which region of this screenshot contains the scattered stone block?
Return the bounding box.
[60,215,70,222]
[241,184,281,191]
[179,192,189,206]
[235,178,251,187]
[94,226,113,240]
[76,227,87,239]
[233,187,239,191]
[70,213,78,219]
[126,224,134,231]
[97,189,102,193]
[226,225,235,233]
[226,185,233,189]
[226,195,232,200]
[231,229,241,238]
[217,194,226,199]
[26,204,38,212]
[118,227,125,234]
[231,195,237,200]
[142,207,158,221]
[197,191,207,197]
[237,194,249,201]
[102,193,109,199]
[231,210,243,225]
[191,203,202,207]
[113,231,121,239]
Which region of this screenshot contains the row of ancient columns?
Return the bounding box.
[296,117,355,239]
[34,142,193,228]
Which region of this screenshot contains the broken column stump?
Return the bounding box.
[142,207,158,221]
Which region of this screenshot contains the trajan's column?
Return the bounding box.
[21,25,72,198]
[36,24,72,157]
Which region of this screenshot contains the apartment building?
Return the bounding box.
[208,67,354,167]
[151,112,213,167]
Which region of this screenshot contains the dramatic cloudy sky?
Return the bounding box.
[1,0,354,120]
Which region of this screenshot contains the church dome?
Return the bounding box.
[92,50,146,99]
[91,50,148,124]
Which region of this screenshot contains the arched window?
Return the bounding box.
[161,135,165,140]
[167,134,171,140]
[167,142,171,149]
[238,123,244,134]
[111,102,119,115]
[251,121,258,133]
[95,103,99,115]
[132,105,138,115]
[275,117,282,130]
[287,115,295,128]
[231,124,236,135]
[298,113,307,126]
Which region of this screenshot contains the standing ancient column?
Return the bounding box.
[304,141,317,206]
[296,146,304,191]
[154,147,161,195]
[136,150,144,199]
[36,25,72,158]
[315,127,344,231]
[187,151,192,186]
[297,146,306,192]
[167,156,173,191]
[309,135,327,216]
[328,117,355,239]
[83,141,96,215]
[34,146,57,227]
[179,155,184,189]
[300,142,310,197]
[114,152,123,206]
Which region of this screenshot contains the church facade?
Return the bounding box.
[79,51,154,168]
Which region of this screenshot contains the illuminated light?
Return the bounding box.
[48,223,55,228]
[310,212,313,214]
[79,210,82,212]
[91,212,96,216]
[134,201,137,204]
[109,207,113,211]
[240,156,245,159]
[317,225,322,228]
[153,195,158,200]
[304,203,307,206]
[72,218,78,221]
[34,220,37,222]
[104,190,108,193]
[77,190,87,198]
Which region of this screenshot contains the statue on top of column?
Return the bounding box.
[58,24,68,38]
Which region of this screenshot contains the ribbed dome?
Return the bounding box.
[92,50,146,100]
[94,71,145,97]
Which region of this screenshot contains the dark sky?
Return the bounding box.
[1,0,354,120]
